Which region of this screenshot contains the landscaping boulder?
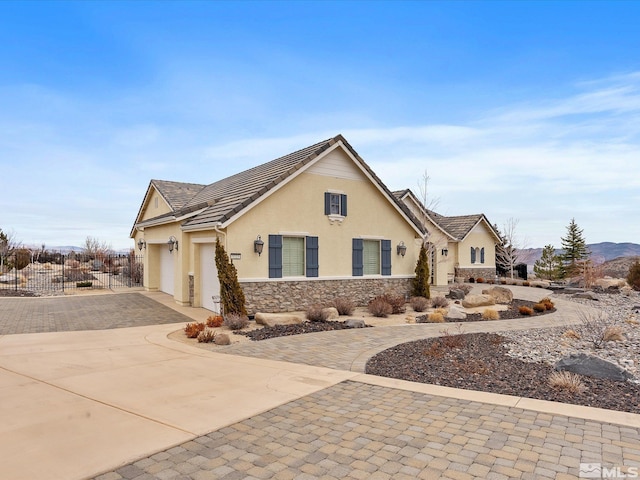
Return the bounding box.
[344,319,366,328]
[447,288,466,300]
[481,286,513,304]
[461,294,496,308]
[214,333,231,345]
[322,307,340,320]
[555,353,634,382]
[254,312,305,327]
[573,292,599,301]
[446,305,467,320]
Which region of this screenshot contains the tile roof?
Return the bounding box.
[135,135,426,235]
[392,189,490,241]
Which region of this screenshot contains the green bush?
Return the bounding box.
[627,260,640,291]
[76,281,92,288]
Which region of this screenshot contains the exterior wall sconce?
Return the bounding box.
[396,241,407,257]
[441,247,449,257]
[254,235,264,256]
[137,239,146,251]
[168,236,178,253]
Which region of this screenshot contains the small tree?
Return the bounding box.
[496,218,525,279]
[560,218,590,277]
[413,244,431,299]
[533,244,564,280]
[83,236,112,259]
[0,229,19,273]
[215,240,247,316]
[627,259,640,291]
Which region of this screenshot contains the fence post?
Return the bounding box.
[62,255,65,293]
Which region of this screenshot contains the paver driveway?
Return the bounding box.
[0,292,193,334]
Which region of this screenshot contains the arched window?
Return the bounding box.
[470,247,476,264]
[480,247,485,264]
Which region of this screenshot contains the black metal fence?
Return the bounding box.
[0,254,144,294]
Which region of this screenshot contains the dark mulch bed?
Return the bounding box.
[366,332,640,414]
[0,289,39,297]
[235,320,371,341]
[454,299,556,322]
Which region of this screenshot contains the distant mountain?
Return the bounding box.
[518,242,640,266]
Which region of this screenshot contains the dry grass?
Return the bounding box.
[197,329,217,343]
[482,308,500,321]
[539,297,555,310]
[427,312,445,323]
[533,303,547,313]
[184,322,206,338]
[518,305,534,316]
[430,296,450,308]
[368,297,393,318]
[548,371,587,394]
[603,325,625,342]
[224,313,250,331]
[563,329,581,339]
[306,304,330,322]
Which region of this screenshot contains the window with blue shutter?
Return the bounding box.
[471,247,476,264]
[268,235,282,278]
[352,238,363,276]
[381,239,391,276]
[306,236,319,277]
[325,192,347,216]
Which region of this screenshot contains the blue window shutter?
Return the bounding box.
[340,194,347,216]
[481,247,485,264]
[306,236,319,277]
[381,239,391,276]
[324,192,331,215]
[269,235,282,278]
[352,238,363,276]
[471,247,476,264]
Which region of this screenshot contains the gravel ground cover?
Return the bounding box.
[235,320,371,341]
[0,289,38,297]
[365,331,640,414]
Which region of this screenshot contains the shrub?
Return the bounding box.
[476,277,485,284]
[469,277,475,283]
[223,313,250,330]
[430,296,449,308]
[523,281,530,286]
[427,312,445,323]
[533,303,547,313]
[482,308,500,320]
[76,281,93,288]
[410,296,430,312]
[577,309,619,349]
[197,329,217,343]
[412,244,431,299]
[332,297,355,315]
[382,294,406,314]
[206,315,224,328]
[215,241,247,317]
[627,260,640,291]
[518,306,534,316]
[433,307,448,317]
[500,280,507,285]
[185,322,206,338]
[306,304,330,322]
[368,297,393,318]
[548,371,586,394]
[539,297,555,310]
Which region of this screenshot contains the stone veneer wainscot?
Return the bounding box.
[240,278,413,313]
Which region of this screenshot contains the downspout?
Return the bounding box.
[213,223,227,249]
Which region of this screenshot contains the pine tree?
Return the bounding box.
[412,244,431,299]
[533,244,564,280]
[215,240,247,316]
[560,218,590,276]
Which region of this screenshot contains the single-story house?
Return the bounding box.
[131,134,500,313]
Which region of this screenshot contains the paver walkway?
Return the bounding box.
[2,288,638,480]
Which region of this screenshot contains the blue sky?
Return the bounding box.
[1,1,639,251]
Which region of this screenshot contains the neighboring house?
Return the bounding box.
[393,189,501,284]
[131,134,498,313]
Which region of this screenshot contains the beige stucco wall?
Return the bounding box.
[224,168,422,280]
[140,189,172,221]
[458,222,497,268]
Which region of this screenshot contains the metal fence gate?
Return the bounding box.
[0,253,144,294]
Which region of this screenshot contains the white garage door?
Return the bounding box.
[200,244,220,312]
[159,247,175,296]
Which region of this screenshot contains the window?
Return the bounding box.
[471,247,485,264]
[352,238,391,276]
[269,235,319,278]
[324,192,347,217]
